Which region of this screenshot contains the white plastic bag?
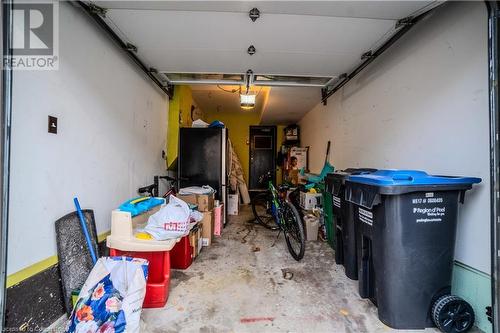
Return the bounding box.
[189,209,204,223]
[178,185,215,195]
[191,119,209,128]
[66,257,148,333]
[144,195,190,240]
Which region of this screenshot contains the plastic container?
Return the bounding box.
[106,201,178,308]
[326,168,377,279]
[170,235,192,270]
[109,248,170,308]
[303,215,319,241]
[345,170,481,329]
[227,193,239,215]
[299,191,323,210]
[213,204,223,236]
[118,197,164,217]
[106,202,178,252]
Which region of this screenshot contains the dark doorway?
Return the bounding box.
[249,126,276,190]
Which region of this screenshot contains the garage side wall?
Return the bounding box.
[6,2,168,329]
[299,2,490,331]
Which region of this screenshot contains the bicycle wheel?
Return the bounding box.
[251,192,278,230]
[282,201,306,261]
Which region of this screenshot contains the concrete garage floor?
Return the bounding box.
[141,206,451,333]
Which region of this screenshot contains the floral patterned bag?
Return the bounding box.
[66,257,149,333]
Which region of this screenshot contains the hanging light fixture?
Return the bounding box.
[240,93,256,109]
[240,69,256,110]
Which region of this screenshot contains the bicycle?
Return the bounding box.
[138,175,178,198]
[251,172,306,261]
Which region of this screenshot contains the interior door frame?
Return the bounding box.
[248,125,277,191]
[487,2,500,332]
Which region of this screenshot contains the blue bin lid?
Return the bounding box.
[347,169,481,187]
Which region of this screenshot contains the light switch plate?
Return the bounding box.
[48,116,57,134]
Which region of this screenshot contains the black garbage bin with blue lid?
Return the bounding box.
[325,168,377,279]
[345,170,481,331]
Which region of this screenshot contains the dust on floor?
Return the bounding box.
[141,205,452,333]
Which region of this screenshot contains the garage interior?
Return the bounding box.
[0,1,498,333]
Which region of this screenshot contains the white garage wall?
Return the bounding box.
[7,2,168,274]
[299,2,490,273]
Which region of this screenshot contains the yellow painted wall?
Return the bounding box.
[167,86,197,168]
[203,111,286,185]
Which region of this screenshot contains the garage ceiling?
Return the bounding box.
[190,85,269,116]
[91,1,440,124]
[259,87,320,125]
[190,85,320,125]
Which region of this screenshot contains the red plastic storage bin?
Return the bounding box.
[170,235,192,269]
[109,248,170,308]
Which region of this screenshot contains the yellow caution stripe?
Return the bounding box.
[7,230,110,288]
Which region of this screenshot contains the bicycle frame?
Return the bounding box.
[251,175,305,261]
[268,180,285,228]
[138,175,177,198]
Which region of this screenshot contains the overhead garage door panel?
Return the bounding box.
[139,50,362,77]
[105,9,396,75]
[97,1,435,21]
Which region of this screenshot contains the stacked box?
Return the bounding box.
[189,224,202,259]
[201,211,214,246]
[176,193,214,212]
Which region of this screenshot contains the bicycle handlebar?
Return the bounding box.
[138,184,156,195]
[158,175,176,182]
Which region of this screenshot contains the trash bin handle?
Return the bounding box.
[392,175,414,182]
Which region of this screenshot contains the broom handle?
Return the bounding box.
[325,141,331,164]
[73,197,97,264]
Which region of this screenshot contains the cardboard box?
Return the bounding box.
[201,211,214,246]
[197,227,203,254]
[176,193,214,212]
[227,194,239,215]
[189,224,203,259]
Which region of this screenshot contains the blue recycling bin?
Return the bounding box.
[345,170,481,330]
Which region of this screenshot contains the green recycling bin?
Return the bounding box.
[322,191,335,249]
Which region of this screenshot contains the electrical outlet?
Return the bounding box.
[48,116,57,134]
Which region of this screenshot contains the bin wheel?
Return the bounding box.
[432,295,475,333]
